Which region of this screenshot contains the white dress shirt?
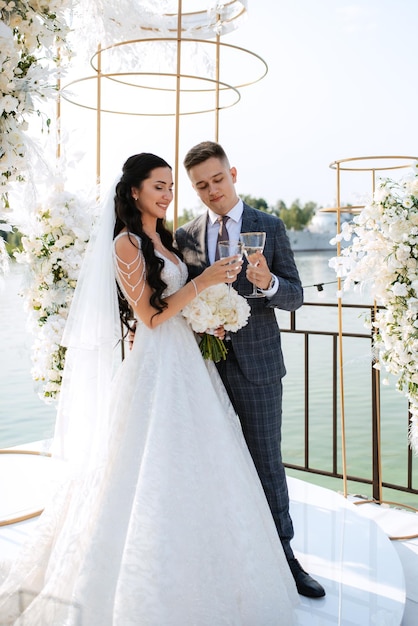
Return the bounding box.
[207,199,279,297]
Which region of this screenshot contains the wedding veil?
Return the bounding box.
[50,177,122,474]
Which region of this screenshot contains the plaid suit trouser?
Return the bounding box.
[216,346,295,560]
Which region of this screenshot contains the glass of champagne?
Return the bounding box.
[239,232,267,298]
[217,240,243,293]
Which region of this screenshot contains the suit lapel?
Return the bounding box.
[192,213,210,267]
[241,204,260,234]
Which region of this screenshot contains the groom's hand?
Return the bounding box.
[245,252,272,290]
[213,326,226,340]
[199,326,226,340]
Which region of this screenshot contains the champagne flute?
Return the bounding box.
[217,240,243,294]
[239,232,267,298]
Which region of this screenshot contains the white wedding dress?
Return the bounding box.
[0,243,298,625]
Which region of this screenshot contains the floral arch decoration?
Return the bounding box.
[329,156,418,465]
[1,1,267,402]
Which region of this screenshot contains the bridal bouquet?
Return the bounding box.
[182,283,251,362]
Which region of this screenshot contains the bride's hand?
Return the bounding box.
[127,320,137,350]
[213,325,226,340]
[200,255,243,288]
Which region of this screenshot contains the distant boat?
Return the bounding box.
[286,210,351,251]
[286,229,336,251]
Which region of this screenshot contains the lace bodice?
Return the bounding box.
[157,251,189,297]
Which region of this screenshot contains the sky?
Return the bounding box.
[59,0,418,220]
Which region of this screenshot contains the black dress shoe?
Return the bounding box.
[287,558,326,598]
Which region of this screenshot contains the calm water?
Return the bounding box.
[0,263,57,447]
[1,253,416,505]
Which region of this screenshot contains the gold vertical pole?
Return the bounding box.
[215,29,221,141]
[96,44,102,188]
[371,168,383,503]
[173,0,183,232]
[336,162,348,497]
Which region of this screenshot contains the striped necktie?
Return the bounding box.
[214,215,229,261]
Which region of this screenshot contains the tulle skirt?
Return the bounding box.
[0,314,298,625]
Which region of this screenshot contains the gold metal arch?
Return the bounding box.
[329,155,418,535]
[59,1,267,227]
[4,1,268,529]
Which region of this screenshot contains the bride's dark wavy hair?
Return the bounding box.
[113,153,182,330]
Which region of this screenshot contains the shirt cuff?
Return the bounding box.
[260,274,279,297]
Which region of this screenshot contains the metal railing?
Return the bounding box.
[279,301,417,504]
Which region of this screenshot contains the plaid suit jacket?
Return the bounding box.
[175,203,303,384]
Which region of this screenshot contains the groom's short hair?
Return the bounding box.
[184,141,230,172]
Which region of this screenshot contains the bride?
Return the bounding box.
[0,153,298,625]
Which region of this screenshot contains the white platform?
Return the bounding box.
[0,449,413,625]
[289,478,406,625]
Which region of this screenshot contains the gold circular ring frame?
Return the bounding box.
[89,39,267,90]
[0,449,51,526]
[127,0,247,38]
[61,38,267,116]
[353,499,418,541]
[61,72,241,116]
[330,155,418,172]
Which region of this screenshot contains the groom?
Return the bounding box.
[175,141,325,598]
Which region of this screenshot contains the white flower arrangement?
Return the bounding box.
[15,189,93,401]
[329,162,418,453]
[0,0,81,401]
[182,283,251,362]
[0,1,72,186]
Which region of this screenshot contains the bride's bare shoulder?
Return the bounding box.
[114,231,142,263]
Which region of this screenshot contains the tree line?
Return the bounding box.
[168,195,319,231]
[1,196,318,255]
